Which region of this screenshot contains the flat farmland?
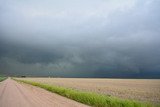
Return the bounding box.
[17,78,160,104]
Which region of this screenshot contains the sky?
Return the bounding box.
[0,0,160,78]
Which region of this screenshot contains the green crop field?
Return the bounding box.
[0,77,7,82]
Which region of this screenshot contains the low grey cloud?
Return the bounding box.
[0,0,160,78]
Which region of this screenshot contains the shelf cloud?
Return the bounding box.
[0,0,160,78]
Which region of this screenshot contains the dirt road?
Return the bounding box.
[0,78,89,107]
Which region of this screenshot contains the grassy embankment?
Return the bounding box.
[0,77,7,82]
[14,78,156,107]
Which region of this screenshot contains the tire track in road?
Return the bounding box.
[14,82,34,107]
[0,81,7,100]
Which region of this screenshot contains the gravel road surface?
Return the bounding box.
[0,78,89,107]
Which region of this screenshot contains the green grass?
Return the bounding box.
[0,77,7,82]
[13,78,156,107]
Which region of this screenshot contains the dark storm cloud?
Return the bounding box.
[0,0,160,78]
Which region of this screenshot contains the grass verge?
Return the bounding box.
[0,77,7,82]
[13,78,156,107]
